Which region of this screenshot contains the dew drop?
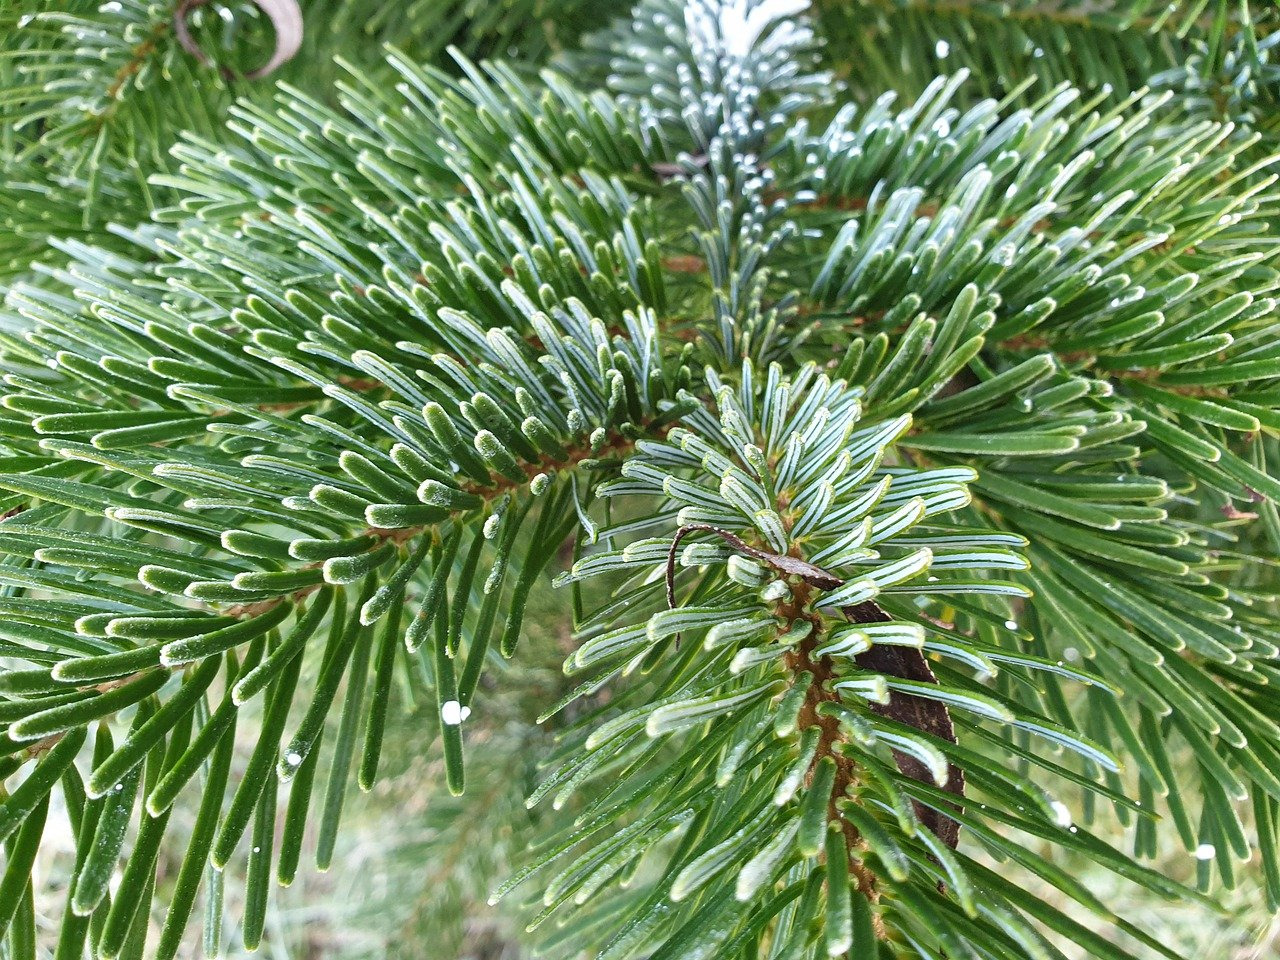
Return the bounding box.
[441,699,471,726]
[1051,800,1073,827]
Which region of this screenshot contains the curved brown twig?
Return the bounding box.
[665,522,842,607]
[175,0,302,80]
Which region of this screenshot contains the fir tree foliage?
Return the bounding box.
[814,1,1280,121]
[0,0,608,285]
[1,0,1279,957]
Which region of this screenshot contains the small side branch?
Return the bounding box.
[667,524,964,848]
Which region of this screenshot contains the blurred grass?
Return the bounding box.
[261,576,576,960]
[1004,825,1276,960]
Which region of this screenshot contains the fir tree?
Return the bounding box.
[2,1,1280,957]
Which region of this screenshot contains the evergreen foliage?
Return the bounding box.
[1,0,1279,957]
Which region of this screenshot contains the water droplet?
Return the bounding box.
[285,751,303,768]
[935,40,951,59]
[1004,619,1018,630]
[1051,800,1073,827]
[1195,843,1216,860]
[441,700,471,726]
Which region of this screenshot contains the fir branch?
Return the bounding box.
[1,1,1278,956]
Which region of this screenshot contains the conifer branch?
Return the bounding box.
[1,1,1278,956]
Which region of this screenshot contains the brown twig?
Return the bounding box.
[174,0,302,81]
